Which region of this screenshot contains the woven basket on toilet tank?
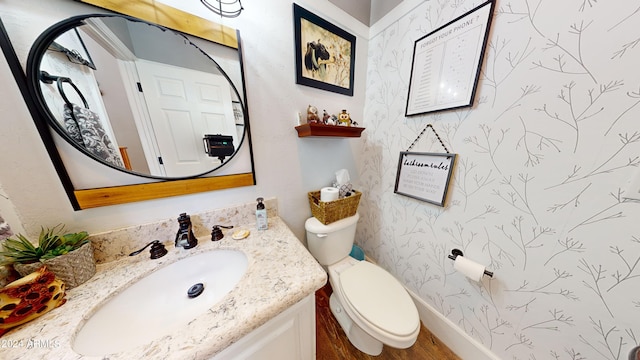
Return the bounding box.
[308,190,361,225]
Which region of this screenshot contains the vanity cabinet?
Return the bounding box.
[211,294,316,360]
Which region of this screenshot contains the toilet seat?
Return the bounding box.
[337,261,420,339]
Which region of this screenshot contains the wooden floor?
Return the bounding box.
[315,281,461,360]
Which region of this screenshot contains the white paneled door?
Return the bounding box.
[136,59,237,177]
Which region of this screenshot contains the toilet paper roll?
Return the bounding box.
[320,187,339,202]
[453,256,486,282]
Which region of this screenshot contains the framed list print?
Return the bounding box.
[405,0,495,116]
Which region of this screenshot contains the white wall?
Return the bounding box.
[0,0,367,243]
[360,0,640,359]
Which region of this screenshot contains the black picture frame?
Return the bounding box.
[293,3,355,96]
[405,0,495,116]
[394,152,456,206]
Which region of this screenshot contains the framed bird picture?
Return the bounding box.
[293,3,356,96]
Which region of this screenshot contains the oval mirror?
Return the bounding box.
[26,14,248,180]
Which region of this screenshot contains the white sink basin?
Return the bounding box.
[73,249,248,356]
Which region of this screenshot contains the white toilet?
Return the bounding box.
[305,213,420,355]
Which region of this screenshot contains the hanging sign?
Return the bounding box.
[394,152,456,206]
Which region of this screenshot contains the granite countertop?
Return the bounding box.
[1,216,327,359]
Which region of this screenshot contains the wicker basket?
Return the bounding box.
[13,241,96,289]
[308,190,361,225]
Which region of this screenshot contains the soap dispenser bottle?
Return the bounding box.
[256,197,268,230]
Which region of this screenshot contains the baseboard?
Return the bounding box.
[404,287,500,360]
[361,255,498,359]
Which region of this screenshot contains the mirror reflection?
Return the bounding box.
[34,15,247,179]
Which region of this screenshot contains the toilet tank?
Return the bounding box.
[305,213,359,266]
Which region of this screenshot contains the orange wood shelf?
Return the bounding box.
[295,123,365,138]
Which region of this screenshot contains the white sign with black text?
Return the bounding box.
[394,152,456,206]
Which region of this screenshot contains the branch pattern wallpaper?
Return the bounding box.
[357,1,640,358]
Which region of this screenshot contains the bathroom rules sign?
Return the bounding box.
[394,152,456,206]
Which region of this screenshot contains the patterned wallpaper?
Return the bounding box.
[358,0,640,358]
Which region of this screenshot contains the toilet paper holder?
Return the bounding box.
[448,249,494,278]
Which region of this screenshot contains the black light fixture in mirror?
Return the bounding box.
[27,14,247,180]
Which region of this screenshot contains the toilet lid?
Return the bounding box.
[339,261,419,337]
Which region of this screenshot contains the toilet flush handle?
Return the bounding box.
[316,233,328,238]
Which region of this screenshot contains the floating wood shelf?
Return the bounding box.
[295,123,365,138]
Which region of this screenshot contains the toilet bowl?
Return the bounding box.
[305,214,420,355]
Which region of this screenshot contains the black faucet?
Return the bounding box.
[129,240,168,259]
[175,212,198,249]
[211,225,233,241]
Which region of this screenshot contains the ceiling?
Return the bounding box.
[328,0,403,26]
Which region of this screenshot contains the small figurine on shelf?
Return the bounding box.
[322,110,331,124]
[337,109,352,126]
[307,105,320,123]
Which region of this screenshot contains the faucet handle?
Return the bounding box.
[211,225,234,241]
[129,240,168,259]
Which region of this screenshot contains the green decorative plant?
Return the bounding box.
[0,225,89,266]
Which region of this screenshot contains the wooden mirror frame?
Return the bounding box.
[0,0,255,210]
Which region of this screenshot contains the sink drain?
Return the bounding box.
[187,283,205,298]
